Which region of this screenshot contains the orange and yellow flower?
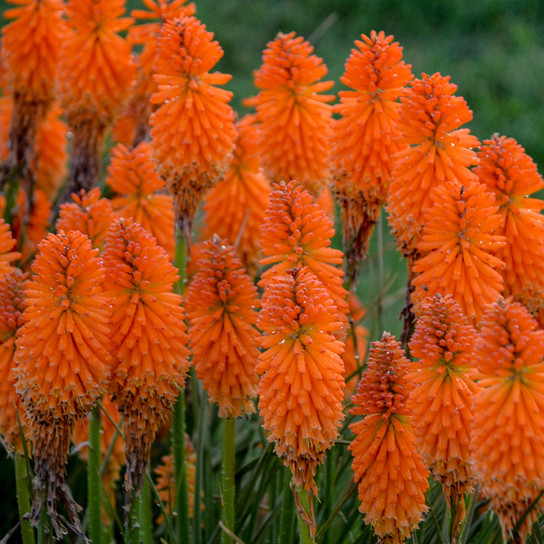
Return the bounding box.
[333,31,413,282]
[186,237,260,418]
[475,134,544,321]
[0,268,29,453]
[56,0,136,199]
[411,180,506,324]
[0,218,20,275]
[471,298,544,541]
[202,115,271,276]
[106,142,175,258]
[408,294,479,510]
[103,217,190,506]
[260,180,349,331]
[246,32,334,196]
[14,230,112,537]
[350,333,429,544]
[150,15,237,237]
[387,72,480,257]
[257,266,345,494]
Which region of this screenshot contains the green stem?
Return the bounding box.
[294,486,315,544]
[221,418,236,544]
[139,475,152,544]
[14,453,35,544]
[173,393,190,544]
[88,405,102,544]
[278,470,295,544]
[126,493,140,544]
[174,229,187,295]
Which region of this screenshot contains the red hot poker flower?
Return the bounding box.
[106,142,175,258]
[471,298,544,541]
[247,32,334,197]
[103,218,190,511]
[150,15,237,238]
[387,73,480,257]
[202,115,271,277]
[257,266,345,495]
[475,134,544,321]
[412,180,506,324]
[14,230,112,538]
[408,294,479,513]
[333,31,413,283]
[350,333,429,544]
[260,180,349,332]
[186,236,260,418]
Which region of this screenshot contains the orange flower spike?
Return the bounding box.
[56,188,117,251]
[333,31,413,281]
[106,142,175,258]
[471,298,544,541]
[257,266,345,494]
[202,115,271,276]
[475,134,544,315]
[154,437,196,523]
[412,180,506,324]
[260,180,349,330]
[34,104,68,198]
[408,294,479,509]
[14,230,112,538]
[57,0,136,200]
[0,218,21,275]
[387,73,480,256]
[0,268,30,453]
[0,96,11,162]
[150,16,237,238]
[248,31,334,196]
[103,218,190,508]
[349,333,429,544]
[186,236,260,418]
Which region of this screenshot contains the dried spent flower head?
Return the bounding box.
[187,236,260,418]
[350,332,429,544]
[106,142,175,258]
[246,31,334,196]
[412,180,506,324]
[257,266,345,494]
[387,72,480,256]
[471,297,544,541]
[408,294,479,510]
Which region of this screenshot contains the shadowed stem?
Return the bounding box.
[88,405,101,544]
[139,476,152,544]
[221,418,236,544]
[14,454,35,544]
[173,227,190,543]
[293,485,315,544]
[278,469,295,544]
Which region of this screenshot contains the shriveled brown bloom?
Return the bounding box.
[350,333,429,544]
[14,230,112,538]
[103,218,190,514]
[257,266,345,494]
[186,237,260,418]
